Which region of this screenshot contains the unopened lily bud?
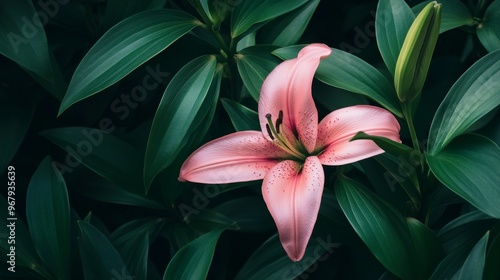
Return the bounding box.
[394,1,442,103]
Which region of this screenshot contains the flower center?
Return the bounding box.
[265,111,308,161]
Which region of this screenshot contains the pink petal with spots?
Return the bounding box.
[258,44,332,153]
[316,105,401,165]
[179,131,287,184]
[261,156,324,261]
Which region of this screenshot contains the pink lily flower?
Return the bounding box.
[179,44,401,261]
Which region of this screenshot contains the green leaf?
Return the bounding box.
[78,221,130,280]
[144,55,220,190]
[220,98,259,131]
[477,0,500,52]
[429,246,472,280]
[375,0,415,76]
[335,176,415,279]
[110,218,166,280]
[230,0,308,38]
[351,131,415,157]
[235,45,281,101]
[438,210,494,253]
[452,231,489,279]
[194,0,216,24]
[259,0,320,46]
[60,9,199,114]
[274,46,403,117]
[235,233,336,280]
[163,228,226,280]
[407,217,444,279]
[428,50,500,154]
[412,0,475,33]
[427,134,500,218]
[0,0,53,82]
[40,127,144,194]
[26,157,70,280]
[103,0,167,29]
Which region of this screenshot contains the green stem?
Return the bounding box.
[402,103,420,152]
[229,36,237,54]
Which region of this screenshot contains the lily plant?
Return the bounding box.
[179,44,401,261]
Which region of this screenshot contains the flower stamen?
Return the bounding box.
[266,111,307,160]
[276,110,283,134]
[266,124,275,140]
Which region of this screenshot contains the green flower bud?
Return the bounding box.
[394,1,442,103]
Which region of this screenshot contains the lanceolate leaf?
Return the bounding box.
[235,45,281,101]
[428,50,500,154]
[163,228,226,280]
[0,0,53,82]
[259,0,320,46]
[274,46,402,117]
[375,0,415,76]
[220,98,260,131]
[429,245,473,280]
[78,221,130,280]
[335,177,415,279]
[315,51,402,116]
[110,218,166,280]
[230,0,308,38]
[452,231,489,279]
[351,131,415,157]
[432,213,491,279]
[26,157,70,280]
[406,218,443,279]
[60,9,200,114]
[155,69,221,203]
[427,134,500,218]
[144,56,220,190]
[438,210,494,254]
[477,0,500,52]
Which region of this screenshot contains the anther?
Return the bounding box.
[266,124,275,140]
[276,110,283,134]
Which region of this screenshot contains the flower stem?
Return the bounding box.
[402,103,420,152]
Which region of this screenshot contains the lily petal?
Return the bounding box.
[258,44,332,153]
[179,131,287,183]
[316,105,401,165]
[262,156,324,261]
